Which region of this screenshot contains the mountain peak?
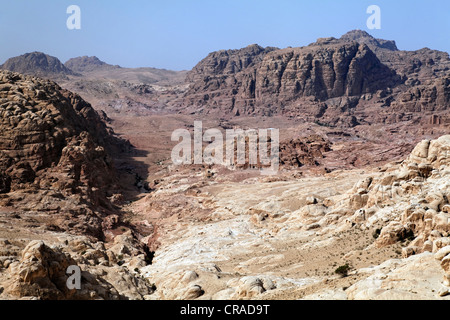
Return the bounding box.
[341,29,374,40]
[64,56,119,73]
[340,30,398,51]
[1,52,74,76]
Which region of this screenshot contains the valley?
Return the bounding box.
[0,29,449,300]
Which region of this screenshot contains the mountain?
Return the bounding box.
[340,30,450,83]
[185,39,400,105]
[0,51,187,88]
[64,56,119,73]
[0,52,74,77]
[175,30,450,126]
[185,44,278,83]
[0,52,188,117]
[64,55,187,86]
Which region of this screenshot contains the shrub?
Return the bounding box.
[335,264,351,277]
[373,228,382,239]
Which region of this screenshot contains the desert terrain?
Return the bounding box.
[0,30,449,300]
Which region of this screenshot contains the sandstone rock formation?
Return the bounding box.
[132,135,450,300]
[185,44,278,83]
[182,39,401,115]
[0,237,154,300]
[175,30,449,130]
[280,135,331,167]
[0,70,129,239]
[4,240,77,300]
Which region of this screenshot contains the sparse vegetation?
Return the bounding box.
[335,264,351,277]
[373,228,382,239]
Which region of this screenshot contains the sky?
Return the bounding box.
[0,0,448,71]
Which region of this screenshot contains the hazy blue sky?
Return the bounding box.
[0,0,448,70]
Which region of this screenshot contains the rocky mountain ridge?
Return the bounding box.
[3,31,448,128]
[176,30,449,127]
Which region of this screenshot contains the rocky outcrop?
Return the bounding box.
[1,237,154,300]
[343,135,450,257]
[5,241,77,300]
[255,42,399,102]
[0,70,129,239]
[392,76,450,113]
[133,135,450,300]
[280,135,331,167]
[3,134,442,301]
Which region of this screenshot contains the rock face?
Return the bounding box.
[185,44,278,83]
[255,42,398,102]
[0,70,127,238]
[280,135,331,167]
[2,236,154,300]
[1,52,74,77]
[183,40,401,114]
[5,240,77,300]
[0,71,156,300]
[342,29,449,85]
[177,30,449,128]
[337,135,449,248]
[392,76,450,113]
